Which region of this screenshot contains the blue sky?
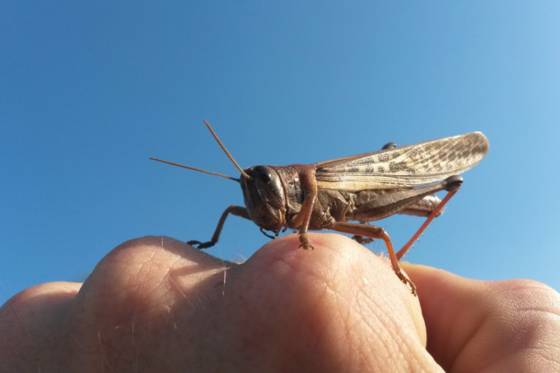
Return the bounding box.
[1,1,559,303]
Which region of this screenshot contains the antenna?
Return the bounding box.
[203,120,251,179]
[149,157,240,182]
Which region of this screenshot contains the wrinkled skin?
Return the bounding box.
[1,234,560,372]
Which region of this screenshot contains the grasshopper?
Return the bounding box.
[151,121,489,294]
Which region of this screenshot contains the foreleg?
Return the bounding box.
[290,167,318,250]
[188,205,250,249]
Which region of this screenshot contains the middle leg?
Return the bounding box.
[330,221,416,295]
[351,221,375,244]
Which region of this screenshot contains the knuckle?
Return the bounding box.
[78,236,226,317]
[492,278,559,299]
[2,282,79,310]
[489,279,560,317]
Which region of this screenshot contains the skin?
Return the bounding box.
[1,234,559,372]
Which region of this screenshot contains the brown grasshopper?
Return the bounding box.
[151,121,489,294]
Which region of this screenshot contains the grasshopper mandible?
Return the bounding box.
[151,121,489,294]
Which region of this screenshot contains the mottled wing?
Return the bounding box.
[316,132,489,191]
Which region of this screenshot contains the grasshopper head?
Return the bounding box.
[241,165,287,231]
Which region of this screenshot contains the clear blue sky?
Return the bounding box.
[1,1,559,303]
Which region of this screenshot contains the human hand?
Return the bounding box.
[1,234,559,372]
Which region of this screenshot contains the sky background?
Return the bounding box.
[1,1,559,304]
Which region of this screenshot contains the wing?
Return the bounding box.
[316,131,489,191]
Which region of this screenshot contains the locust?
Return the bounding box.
[151,121,489,294]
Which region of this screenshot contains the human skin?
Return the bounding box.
[1,234,559,372]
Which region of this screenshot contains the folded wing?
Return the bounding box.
[316,132,489,191]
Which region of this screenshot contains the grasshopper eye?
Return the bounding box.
[253,166,272,183]
[260,173,271,183]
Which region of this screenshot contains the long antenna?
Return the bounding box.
[203,120,251,179]
[149,157,240,182]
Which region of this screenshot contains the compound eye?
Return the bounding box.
[253,166,272,183]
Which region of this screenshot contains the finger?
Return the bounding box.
[65,236,232,372]
[0,282,81,369]
[403,263,560,372]
[220,233,440,372]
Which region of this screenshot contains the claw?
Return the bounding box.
[187,240,213,250]
[298,233,315,250]
[394,269,417,296]
[187,240,200,247]
[352,235,374,244]
[299,242,315,250]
